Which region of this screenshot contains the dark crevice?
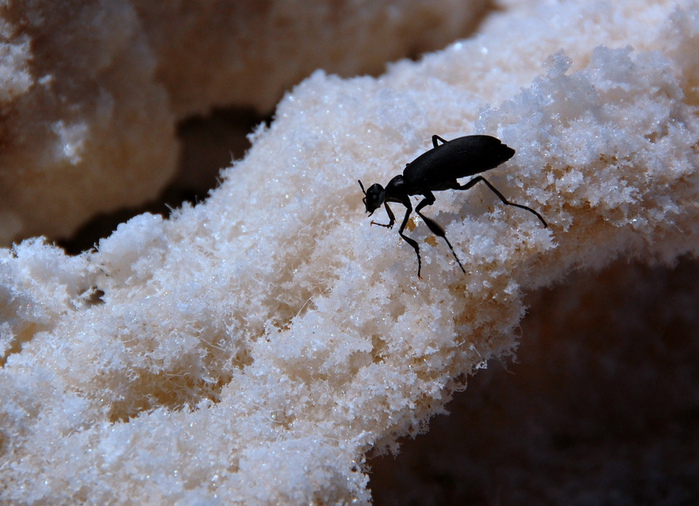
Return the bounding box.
[58,107,269,256]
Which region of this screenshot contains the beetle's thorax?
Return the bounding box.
[384,174,407,202]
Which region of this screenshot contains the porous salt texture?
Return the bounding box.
[1,0,698,503]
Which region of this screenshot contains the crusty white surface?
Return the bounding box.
[1,0,698,503]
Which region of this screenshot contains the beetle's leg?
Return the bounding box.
[432,135,449,148]
[370,202,396,228]
[415,192,466,274]
[458,176,548,227]
[395,200,423,278]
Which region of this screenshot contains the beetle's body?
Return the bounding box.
[359,135,546,277]
[385,135,514,200]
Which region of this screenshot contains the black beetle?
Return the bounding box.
[359,134,547,277]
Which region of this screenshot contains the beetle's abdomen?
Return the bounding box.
[430,136,514,176]
[404,135,515,191]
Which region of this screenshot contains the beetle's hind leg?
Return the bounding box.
[458,176,548,227]
[432,135,449,148]
[415,193,466,274]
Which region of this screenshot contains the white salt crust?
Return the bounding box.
[1,0,699,503]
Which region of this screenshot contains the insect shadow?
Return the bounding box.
[359,134,547,278]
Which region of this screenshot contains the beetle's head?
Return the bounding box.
[358,180,385,216]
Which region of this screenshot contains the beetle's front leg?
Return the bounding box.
[370,202,396,229]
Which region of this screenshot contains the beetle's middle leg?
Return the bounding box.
[415,192,466,274]
[396,200,424,278]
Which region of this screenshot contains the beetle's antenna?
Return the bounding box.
[358,180,367,195]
